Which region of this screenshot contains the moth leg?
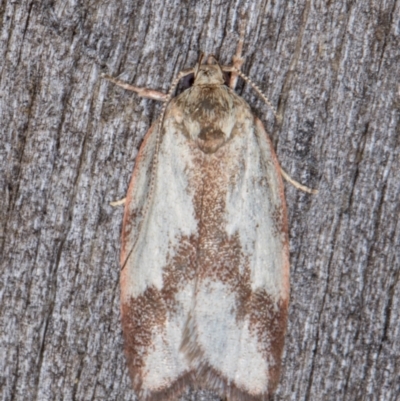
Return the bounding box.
[229,22,245,89]
[110,197,126,207]
[280,168,318,194]
[101,74,168,102]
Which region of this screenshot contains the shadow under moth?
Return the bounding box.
[104,37,316,401]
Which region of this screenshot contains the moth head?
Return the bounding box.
[193,54,225,86]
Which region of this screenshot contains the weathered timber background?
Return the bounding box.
[1,0,399,400]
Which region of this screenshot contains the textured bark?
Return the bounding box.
[1,1,399,401]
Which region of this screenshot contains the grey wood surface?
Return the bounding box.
[1,1,399,400]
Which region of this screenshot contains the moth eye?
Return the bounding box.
[181,73,195,89]
[223,72,230,86]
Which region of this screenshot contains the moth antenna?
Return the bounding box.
[120,71,189,271]
[231,67,318,194]
[232,67,280,121]
[194,53,205,77]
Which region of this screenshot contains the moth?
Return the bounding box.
[104,39,314,401]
